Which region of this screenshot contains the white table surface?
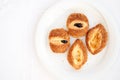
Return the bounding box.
[0,0,120,80]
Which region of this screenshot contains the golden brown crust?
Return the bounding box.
[68,26,89,38]
[67,39,87,70]
[86,24,108,55]
[49,28,70,53]
[66,13,89,38]
[49,43,70,53]
[49,28,69,40]
[67,13,88,24]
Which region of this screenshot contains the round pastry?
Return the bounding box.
[86,24,108,55]
[49,28,70,53]
[67,39,87,70]
[66,13,89,38]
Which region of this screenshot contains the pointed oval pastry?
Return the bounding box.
[67,39,87,70]
[66,13,89,38]
[86,24,108,55]
[49,28,70,53]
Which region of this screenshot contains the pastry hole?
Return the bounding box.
[74,23,83,28]
[61,40,68,44]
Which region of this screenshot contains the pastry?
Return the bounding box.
[67,39,87,70]
[66,13,89,38]
[49,28,70,53]
[86,24,108,55]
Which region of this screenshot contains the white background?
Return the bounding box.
[0,0,120,80]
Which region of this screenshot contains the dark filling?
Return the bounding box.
[74,23,83,28]
[61,40,68,44]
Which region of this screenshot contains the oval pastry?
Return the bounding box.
[67,39,87,70]
[66,13,89,38]
[49,28,70,53]
[86,24,108,55]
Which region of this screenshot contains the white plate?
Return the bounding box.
[35,0,120,80]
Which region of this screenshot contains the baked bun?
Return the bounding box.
[67,39,87,70]
[49,28,70,53]
[86,24,108,55]
[66,13,89,38]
